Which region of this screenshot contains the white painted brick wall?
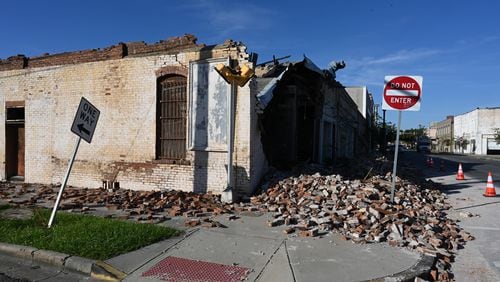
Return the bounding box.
[0,46,259,196]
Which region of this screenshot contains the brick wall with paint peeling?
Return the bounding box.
[0,36,263,197]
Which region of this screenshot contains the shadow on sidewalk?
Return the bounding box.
[454,200,500,211]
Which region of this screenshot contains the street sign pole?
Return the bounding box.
[390,111,402,203]
[382,75,422,203]
[48,136,82,228]
[48,97,100,228]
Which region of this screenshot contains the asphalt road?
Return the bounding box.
[399,151,500,281]
[0,250,91,281]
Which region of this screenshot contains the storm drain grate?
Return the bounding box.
[141,256,251,282]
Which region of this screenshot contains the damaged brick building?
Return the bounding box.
[255,58,374,169]
[0,34,373,199]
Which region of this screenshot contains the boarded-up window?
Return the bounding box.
[189,58,230,151]
[157,75,187,160]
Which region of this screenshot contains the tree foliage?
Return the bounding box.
[399,127,426,146]
[455,137,469,152]
[372,118,427,150]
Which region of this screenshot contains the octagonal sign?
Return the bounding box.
[382,76,423,111]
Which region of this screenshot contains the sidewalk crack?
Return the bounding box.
[284,240,297,282]
[254,239,296,282]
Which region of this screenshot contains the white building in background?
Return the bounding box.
[454,107,500,155]
[345,86,374,121]
[345,86,375,153]
[428,122,438,151]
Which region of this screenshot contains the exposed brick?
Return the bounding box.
[0,35,258,197]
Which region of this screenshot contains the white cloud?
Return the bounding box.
[346,48,442,68]
[177,1,273,38]
[334,48,443,88]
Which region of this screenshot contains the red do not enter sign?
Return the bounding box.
[382,76,423,111]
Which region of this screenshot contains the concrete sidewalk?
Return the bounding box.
[0,205,433,281]
[101,213,430,282]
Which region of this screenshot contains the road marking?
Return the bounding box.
[462,226,500,231]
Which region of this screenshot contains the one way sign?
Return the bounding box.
[71,97,100,143]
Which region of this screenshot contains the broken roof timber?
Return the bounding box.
[256,66,288,112]
[255,56,326,112]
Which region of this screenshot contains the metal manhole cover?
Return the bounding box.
[141,256,251,282]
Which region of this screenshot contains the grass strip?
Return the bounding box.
[0,207,178,260]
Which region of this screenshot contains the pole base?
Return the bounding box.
[221,187,233,203]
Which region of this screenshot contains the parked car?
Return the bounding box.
[416,142,431,153]
[417,137,431,153]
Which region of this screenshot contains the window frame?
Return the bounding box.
[156,74,188,161]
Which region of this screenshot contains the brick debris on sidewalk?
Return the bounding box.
[0,158,473,281]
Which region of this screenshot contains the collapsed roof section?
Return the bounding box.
[255,56,332,169]
[255,56,326,113]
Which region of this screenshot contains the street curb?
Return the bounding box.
[366,254,435,282]
[0,242,95,276]
[91,260,128,281]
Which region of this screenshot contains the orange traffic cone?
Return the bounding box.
[456,163,465,180]
[484,172,497,197]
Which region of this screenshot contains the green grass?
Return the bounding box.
[0,207,178,260]
[0,204,10,211]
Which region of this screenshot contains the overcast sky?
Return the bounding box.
[2,0,499,129]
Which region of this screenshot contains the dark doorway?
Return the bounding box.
[6,106,25,180]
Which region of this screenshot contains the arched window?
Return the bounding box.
[156,75,187,160]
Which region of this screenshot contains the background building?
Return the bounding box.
[454,107,500,155]
[345,86,375,153]
[428,122,438,152]
[435,116,454,153]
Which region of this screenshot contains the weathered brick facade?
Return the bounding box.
[0,35,267,198]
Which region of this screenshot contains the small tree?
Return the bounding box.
[455,137,470,153]
[495,128,500,144]
[443,139,452,152]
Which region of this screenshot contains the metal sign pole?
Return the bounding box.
[390,111,402,203]
[227,80,235,190]
[222,80,235,203]
[48,137,82,228]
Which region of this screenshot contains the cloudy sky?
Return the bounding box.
[2,0,499,129]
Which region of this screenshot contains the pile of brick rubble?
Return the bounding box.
[0,160,472,281]
[252,172,472,281]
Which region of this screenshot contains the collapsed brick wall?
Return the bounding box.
[0,36,260,196]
